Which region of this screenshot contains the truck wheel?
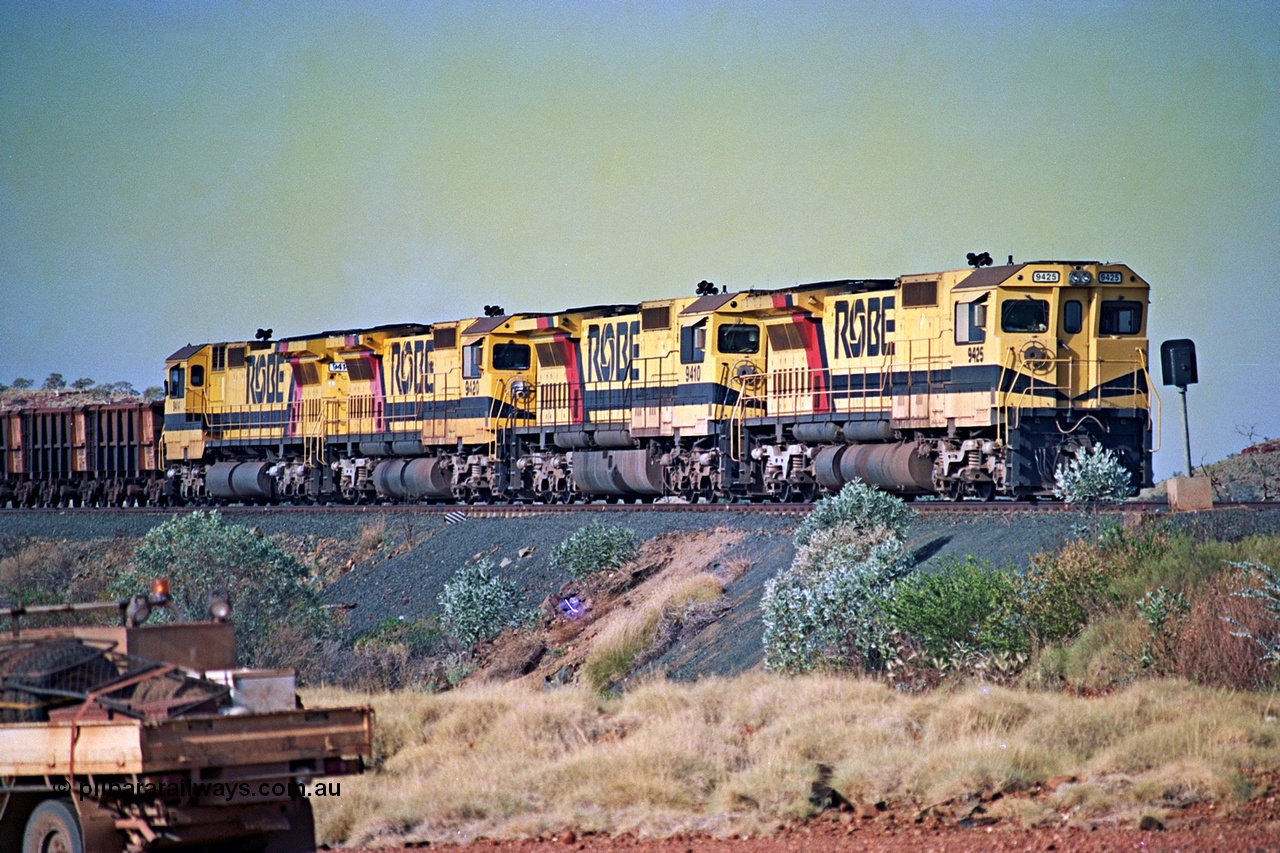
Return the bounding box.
[260,796,315,853]
[23,798,83,853]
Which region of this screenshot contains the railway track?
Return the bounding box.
[2,500,1276,520]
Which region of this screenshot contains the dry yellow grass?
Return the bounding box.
[303,676,1280,847]
[582,572,724,690]
[354,517,389,563]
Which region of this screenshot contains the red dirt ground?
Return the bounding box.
[346,791,1280,853]
[351,823,1280,853]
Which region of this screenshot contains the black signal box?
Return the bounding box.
[1160,339,1198,388]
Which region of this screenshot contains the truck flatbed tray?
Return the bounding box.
[0,706,373,777]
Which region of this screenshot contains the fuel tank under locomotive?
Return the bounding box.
[371,457,454,499]
[810,443,935,495]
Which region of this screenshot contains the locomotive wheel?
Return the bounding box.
[780,482,814,503]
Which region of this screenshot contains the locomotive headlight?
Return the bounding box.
[1068,270,1093,286]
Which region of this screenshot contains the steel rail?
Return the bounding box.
[3,501,1277,519]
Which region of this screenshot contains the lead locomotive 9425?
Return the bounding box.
[2,258,1155,507]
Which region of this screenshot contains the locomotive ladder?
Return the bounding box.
[300,399,334,466]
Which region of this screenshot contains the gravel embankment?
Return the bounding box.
[9,505,1277,681]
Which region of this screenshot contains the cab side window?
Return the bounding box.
[463,342,483,379]
[955,298,987,344]
[681,320,707,364]
[1063,300,1083,334]
[168,366,185,399]
[190,364,205,387]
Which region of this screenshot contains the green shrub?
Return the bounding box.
[883,556,1025,656]
[550,524,638,579]
[761,552,902,674]
[1028,615,1150,690]
[793,479,914,547]
[1135,585,1190,671]
[360,615,445,658]
[1053,445,1133,504]
[438,559,530,646]
[109,511,327,668]
[1014,538,1118,647]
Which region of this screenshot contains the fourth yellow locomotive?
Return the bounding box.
[2,257,1156,506]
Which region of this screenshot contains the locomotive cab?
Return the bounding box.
[928,261,1153,496]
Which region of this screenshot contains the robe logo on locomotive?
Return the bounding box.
[833,296,895,359]
[389,340,435,395]
[585,320,641,383]
[246,353,287,404]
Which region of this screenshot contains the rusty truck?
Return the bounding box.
[0,581,373,852]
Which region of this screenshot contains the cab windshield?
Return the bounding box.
[717,323,760,354]
[491,342,532,371]
[1100,300,1143,335]
[1001,298,1050,333]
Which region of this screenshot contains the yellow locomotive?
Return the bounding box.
[740,260,1152,500]
[55,255,1151,506]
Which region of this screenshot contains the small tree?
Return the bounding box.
[12,377,33,389]
[109,511,326,667]
[794,478,914,546]
[143,386,165,401]
[763,481,915,673]
[1053,445,1132,504]
[437,560,529,646]
[71,377,95,390]
[42,373,66,390]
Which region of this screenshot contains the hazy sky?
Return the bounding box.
[2,1,1277,478]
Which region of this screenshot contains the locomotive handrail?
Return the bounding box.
[741,361,916,424]
[997,349,1154,442]
[1139,347,1162,454]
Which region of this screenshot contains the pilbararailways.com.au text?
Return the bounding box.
[54,780,343,802]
